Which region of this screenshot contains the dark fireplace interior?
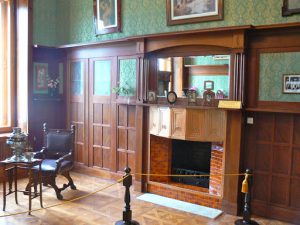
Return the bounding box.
[171,140,211,188]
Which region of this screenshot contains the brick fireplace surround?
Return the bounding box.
[148,135,224,209]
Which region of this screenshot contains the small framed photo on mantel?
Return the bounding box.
[93,0,121,35]
[148,91,157,103]
[187,90,197,103]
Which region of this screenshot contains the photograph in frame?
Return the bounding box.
[283,74,300,94]
[148,91,157,103]
[187,90,197,103]
[282,0,300,16]
[33,62,48,94]
[93,0,121,35]
[167,0,224,26]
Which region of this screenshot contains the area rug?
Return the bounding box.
[137,193,223,219]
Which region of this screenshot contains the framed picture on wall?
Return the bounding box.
[33,62,48,94]
[283,74,300,93]
[166,0,224,26]
[282,0,300,16]
[93,0,121,35]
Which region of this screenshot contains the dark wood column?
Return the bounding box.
[222,110,243,215]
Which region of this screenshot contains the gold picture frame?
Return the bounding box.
[166,0,224,26]
[93,0,121,35]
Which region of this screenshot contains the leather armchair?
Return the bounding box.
[34,123,76,200]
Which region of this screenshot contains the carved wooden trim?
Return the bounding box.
[232,53,245,103]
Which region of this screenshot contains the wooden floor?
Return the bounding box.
[0,172,295,225]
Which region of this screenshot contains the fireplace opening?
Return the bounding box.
[171,140,211,188]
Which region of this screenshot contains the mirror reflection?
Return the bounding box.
[157,55,230,99]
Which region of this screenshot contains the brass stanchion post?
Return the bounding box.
[115,167,140,225]
[235,169,259,225]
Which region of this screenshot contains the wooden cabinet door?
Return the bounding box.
[158,107,170,137]
[88,58,113,169]
[68,59,88,165]
[186,109,205,141]
[171,108,186,139]
[149,106,159,135]
[204,110,226,141]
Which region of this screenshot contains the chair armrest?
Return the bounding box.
[55,152,73,172]
[34,147,47,159]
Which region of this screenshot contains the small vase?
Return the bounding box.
[48,87,58,97]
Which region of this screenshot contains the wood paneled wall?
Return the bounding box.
[117,105,137,173]
[241,25,300,223]
[244,112,300,223]
[66,41,141,177]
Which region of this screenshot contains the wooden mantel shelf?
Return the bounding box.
[139,101,242,111]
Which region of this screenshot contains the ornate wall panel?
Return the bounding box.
[244,112,300,223]
[259,52,300,102]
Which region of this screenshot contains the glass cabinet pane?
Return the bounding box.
[119,59,137,96]
[94,60,111,96]
[70,61,84,96]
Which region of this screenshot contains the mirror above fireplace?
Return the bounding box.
[156,55,230,99]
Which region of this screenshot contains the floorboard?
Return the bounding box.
[0,172,295,225]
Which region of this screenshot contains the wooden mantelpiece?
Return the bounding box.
[146,105,243,214]
[149,106,227,142]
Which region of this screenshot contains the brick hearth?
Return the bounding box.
[148,135,224,209]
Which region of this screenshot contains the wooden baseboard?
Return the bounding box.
[252,201,300,224]
[73,163,123,181]
[221,199,238,215]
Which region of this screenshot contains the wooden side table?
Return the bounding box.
[0,158,43,215]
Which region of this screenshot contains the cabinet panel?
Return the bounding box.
[171,108,186,139]
[69,59,87,165]
[186,109,205,141]
[149,106,159,135]
[204,110,226,141]
[88,58,112,168]
[158,107,171,138]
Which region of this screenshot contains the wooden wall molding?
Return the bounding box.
[246,33,300,111]
[145,30,246,53]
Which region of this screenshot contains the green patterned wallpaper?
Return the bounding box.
[119,59,137,96]
[33,0,57,46]
[33,0,300,46]
[259,52,300,102]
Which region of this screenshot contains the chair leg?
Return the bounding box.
[48,175,63,200]
[62,171,76,190]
